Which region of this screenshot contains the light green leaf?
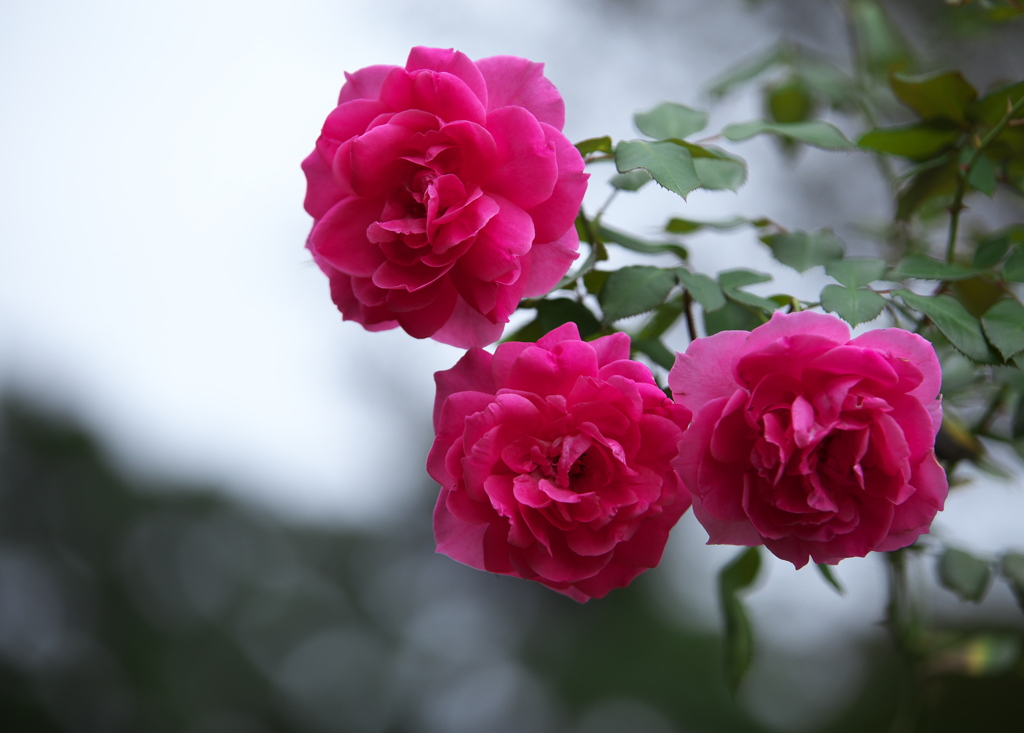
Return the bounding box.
[848,0,912,80]
[678,270,727,312]
[939,548,992,603]
[761,230,845,272]
[999,553,1024,611]
[826,258,888,288]
[719,547,762,693]
[706,46,782,99]
[891,70,978,125]
[821,284,887,326]
[693,151,748,191]
[723,119,858,150]
[889,254,983,282]
[898,290,999,363]
[615,140,702,199]
[719,269,780,312]
[634,102,709,140]
[575,136,613,156]
[609,169,653,191]
[981,299,1024,361]
[857,122,961,160]
[599,266,677,324]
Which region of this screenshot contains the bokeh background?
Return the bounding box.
[2,1,1023,731]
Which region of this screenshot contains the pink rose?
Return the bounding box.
[669,311,947,568]
[302,47,588,348]
[428,323,692,601]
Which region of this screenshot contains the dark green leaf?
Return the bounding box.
[896,158,959,221]
[599,266,677,324]
[704,300,764,335]
[719,547,762,693]
[582,269,610,296]
[857,122,961,160]
[826,257,888,288]
[968,153,998,196]
[719,269,780,312]
[638,298,685,340]
[891,70,978,125]
[898,290,999,363]
[632,338,676,371]
[615,140,702,198]
[816,563,845,595]
[971,80,1024,126]
[678,270,727,312]
[575,136,613,156]
[973,234,1012,268]
[634,102,709,140]
[596,223,688,259]
[938,548,992,603]
[609,169,653,191]
[981,299,1024,361]
[761,230,845,272]
[665,216,760,234]
[999,552,1024,611]
[889,255,983,282]
[722,120,858,150]
[821,284,887,326]
[1005,246,1024,282]
[507,299,602,342]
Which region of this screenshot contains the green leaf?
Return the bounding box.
[766,77,815,124]
[719,269,780,313]
[582,269,610,296]
[816,563,845,595]
[719,547,762,693]
[826,257,888,288]
[820,284,887,326]
[596,223,688,259]
[761,230,845,272]
[678,270,727,312]
[889,255,983,282]
[507,298,602,342]
[609,169,653,191]
[665,216,762,234]
[848,0,912,80]
[971,80,1024,127]
[968,153,998,196]
[857,122,961,160]
[575,136,613,156]
[896,158,960,221]
[898,290,999,363]
[705,300,764,335]
[722,119,858,150]
[891,70,978,125]
[706,45,782,99]
[999,552,1024,611]
[1005,246,1024,282]
[981,299,1024,361]
[973,232,1014,268]
[938,548,992,603]
[632,337,676,371]
[599,266,677,324]
[634,102,709,140]
[638,298,685,340]
[615,140,702,199]
[691,147,748,191]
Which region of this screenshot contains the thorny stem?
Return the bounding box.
[945,93,1024,264]
[682,289,697,343]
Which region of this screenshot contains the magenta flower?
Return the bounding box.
[428,323,692,601]
[302,47,588,348]
[670,311,947,567]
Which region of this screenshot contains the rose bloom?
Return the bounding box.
[301,47,588,348]
[669,311,947,567]
[428,323,692,601]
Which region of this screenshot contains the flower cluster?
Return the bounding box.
[303,48,949,601]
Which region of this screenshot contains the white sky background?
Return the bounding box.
[2,2,1023,728]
